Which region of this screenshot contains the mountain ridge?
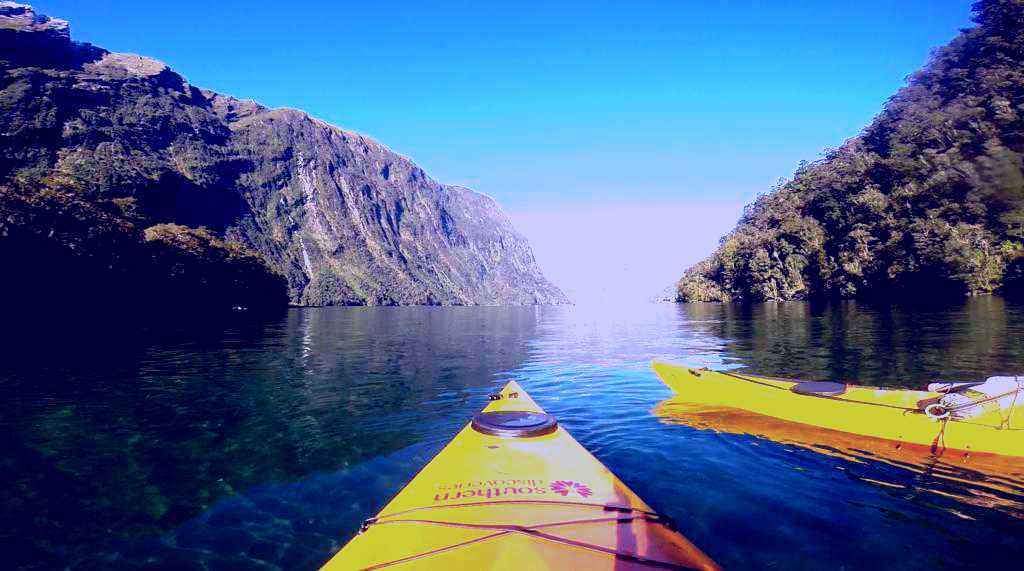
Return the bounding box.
[676,0,1024,303]
[0,2,568,308]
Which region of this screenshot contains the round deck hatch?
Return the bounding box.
[471,411,558,438]
[791,381,847,397]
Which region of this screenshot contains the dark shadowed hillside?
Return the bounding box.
[0,2,567,309]
[677,0,1024,303]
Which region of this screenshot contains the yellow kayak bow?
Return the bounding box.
[323,381,720,570]
[652,361,1024,459]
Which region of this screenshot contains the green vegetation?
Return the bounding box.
[0,2,567,308]
[0,179,288,313]
[0,5,288,312]
[678,0,1024,302]
[143,223,290,309]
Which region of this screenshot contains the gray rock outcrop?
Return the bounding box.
[0,2,568,306]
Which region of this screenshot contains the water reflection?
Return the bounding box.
[0,307,541,569]
[1,299,1022,570]
[653,401,1024,518]
[655,297,1024,567]
[674,297,1024,387]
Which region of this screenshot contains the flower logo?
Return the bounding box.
[550,480,593,498]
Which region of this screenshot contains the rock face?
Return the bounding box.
[0,2,68,42]
[0,2,567,307]
[677,0,1024,303]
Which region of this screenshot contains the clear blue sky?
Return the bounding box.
[35,0,976,301]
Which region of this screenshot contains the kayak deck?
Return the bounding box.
[652,361,1024,458]
[324,381,719,570]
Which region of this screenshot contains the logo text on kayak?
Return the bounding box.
[433,479,593,502]
[550,480,593,498]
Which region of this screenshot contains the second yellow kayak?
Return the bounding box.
[323,380,719,570]
[653,361,1024,459]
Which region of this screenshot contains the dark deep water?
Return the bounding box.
[2,298,1023,570]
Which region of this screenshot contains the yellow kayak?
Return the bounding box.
[323,381,720,570]
[652,361,1024,459]
[653,400,1024,510]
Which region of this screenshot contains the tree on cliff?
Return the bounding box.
[0,3,566,310]
[678,0,1024,302]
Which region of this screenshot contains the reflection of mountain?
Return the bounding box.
[673,297,1024,387]
[0,307,541,569]
[659,298,1024,529]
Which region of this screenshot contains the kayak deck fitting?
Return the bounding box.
[323,381,720,570]
[652,361,1024,459]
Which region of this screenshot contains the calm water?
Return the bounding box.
[3,298,1024,570]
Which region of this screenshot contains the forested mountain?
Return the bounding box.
[0,3,566,310]
[677,0,1024,302]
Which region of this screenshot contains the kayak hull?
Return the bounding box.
[652,362,1024,458]
[324,381,719,570]
[653,399,1024,512]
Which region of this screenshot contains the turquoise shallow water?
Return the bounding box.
[2,298,1023,569]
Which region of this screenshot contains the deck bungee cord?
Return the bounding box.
[702,368,1023,421]
[359,508,696,570]
[653,362,1024,458]
[322,381,721,570]
[365,498,661,522]
[717,370,922,412]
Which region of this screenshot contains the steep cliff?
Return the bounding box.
[0,2,567,307]
[677,0,1024,302]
